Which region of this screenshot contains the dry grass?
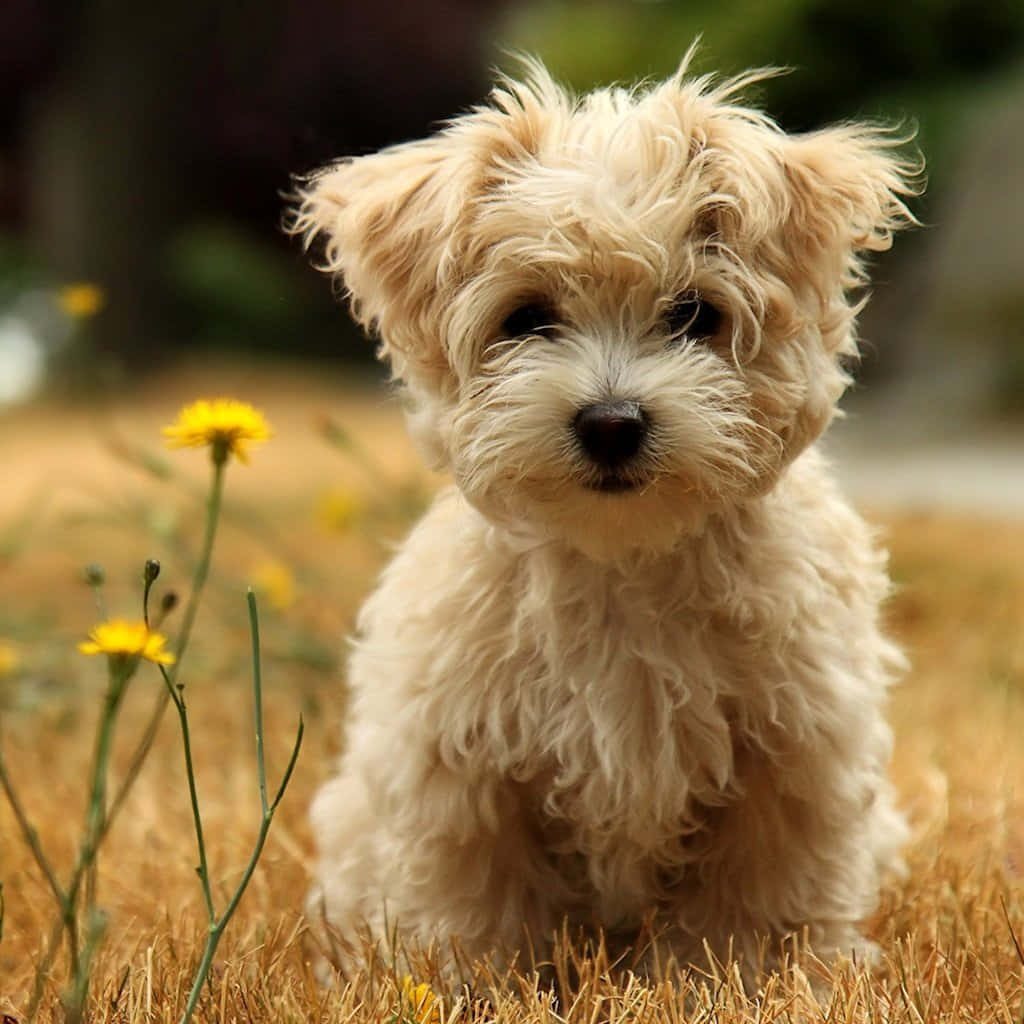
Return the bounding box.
[2,361,1024,1022]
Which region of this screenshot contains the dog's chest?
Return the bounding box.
[507,559,745,849]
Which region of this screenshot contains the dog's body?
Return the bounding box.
[294,53,917,980]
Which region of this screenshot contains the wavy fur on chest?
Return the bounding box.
[347,452,898,889]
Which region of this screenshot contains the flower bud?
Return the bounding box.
[83,563,106,587]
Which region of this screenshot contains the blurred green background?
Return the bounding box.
[2,0,1023,413]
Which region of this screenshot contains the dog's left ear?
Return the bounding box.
[778,125,921,299]
[289,136,473,379]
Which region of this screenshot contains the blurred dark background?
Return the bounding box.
[2,0,1023,414]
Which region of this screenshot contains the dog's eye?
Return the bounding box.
[501,302,558,340]
[665,293,722,342]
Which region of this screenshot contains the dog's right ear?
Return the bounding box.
[289,136,471,375]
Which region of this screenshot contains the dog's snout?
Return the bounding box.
[573,401,648,468]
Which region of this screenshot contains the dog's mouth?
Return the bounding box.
[585,474,643,494]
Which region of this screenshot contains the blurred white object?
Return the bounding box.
[0,315,46,404]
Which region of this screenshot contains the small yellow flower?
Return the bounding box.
[0,641,20,676]
[250,559,296,611]
[57,282,106,319]
[162,397,272,464]
[401,976,441,1024]
[316,486,362,533]
[78,619,176,666]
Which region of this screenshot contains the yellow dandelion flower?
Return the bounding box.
[251,559,296,611]
[315,486,362,533]
[0,640,20,676]
[57,282,106,319]
[162,397,272,464]
[78,619,176,666]
[401,976,442,1024]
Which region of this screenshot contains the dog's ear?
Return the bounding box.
[290,137,472,377]
[777,125,921,305]
[763,127,921,456]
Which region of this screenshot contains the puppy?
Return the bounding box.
[292,51,918,984]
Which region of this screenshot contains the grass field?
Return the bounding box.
[2,361,1024,1022]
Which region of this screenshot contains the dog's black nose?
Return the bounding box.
[573,401,648,468]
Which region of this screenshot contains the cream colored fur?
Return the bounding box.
[291,52,919,983]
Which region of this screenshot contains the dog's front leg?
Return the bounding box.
[313,743,559,976]
[664,745,903,988]
[381,761,568,971]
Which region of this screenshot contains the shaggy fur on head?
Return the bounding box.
[291,51,919,984]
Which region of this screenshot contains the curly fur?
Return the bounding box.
[290,50,920,982]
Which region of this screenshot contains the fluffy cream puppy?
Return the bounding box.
[292,52,918,983]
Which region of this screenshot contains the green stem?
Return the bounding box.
[27,914,66,1022]
[180,925,220,1023]
[145,456,229,921]
[177,594,303,1024]
[102,452,227,845]
[58,662,133,1018]
[269,716,304,815]
[161,666,216,923]
[0,745,67,908]
[100,688,169,842]
[247,589,269,815]
[1,739,76,1024]
[78,664,131,874]
[171,455,227,669]
[179,813,273,1023]
[178,718,303,1024]
[63,908,107,1024]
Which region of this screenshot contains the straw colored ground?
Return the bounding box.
[2,359,1023,1022]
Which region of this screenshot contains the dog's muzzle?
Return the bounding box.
[572,400,649,492]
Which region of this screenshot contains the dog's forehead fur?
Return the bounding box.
[293,57,917,360]
[474,63,782,227]
[462,64,911,306]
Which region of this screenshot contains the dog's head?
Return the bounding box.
[291,54,919,560]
